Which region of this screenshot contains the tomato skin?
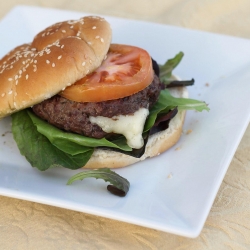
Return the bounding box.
[60,44,154,102]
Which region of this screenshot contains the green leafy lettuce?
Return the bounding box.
[67,168,130,197]
[159,52,184,84]
[11,52,209,171]
[11,110,94,170]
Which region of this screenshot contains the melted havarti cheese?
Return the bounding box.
[89,108,149,149]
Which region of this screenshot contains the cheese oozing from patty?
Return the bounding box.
[89,108,149,149]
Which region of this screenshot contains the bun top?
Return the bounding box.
[0,16,112,118]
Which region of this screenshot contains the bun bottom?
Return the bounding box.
[84,86,188,169]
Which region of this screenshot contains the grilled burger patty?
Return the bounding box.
[32,74,162,139]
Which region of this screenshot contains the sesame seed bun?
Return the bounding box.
[84,86,187,169]
[0,16,112,119]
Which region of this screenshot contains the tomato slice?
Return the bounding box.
[60,44,154,102]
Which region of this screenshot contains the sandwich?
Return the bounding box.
[0,16,209,172]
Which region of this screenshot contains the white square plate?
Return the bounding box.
[1,5,250,238]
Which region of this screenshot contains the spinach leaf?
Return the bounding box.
[12,110,94,170]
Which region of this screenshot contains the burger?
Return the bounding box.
[0,16,208,171]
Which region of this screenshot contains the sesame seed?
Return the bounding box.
[8,78,13,81]
[19,70,22,75]
[34,60,37,63]
[82,62,86,66]
[70,25,74,29]
[15,75,18,80]
[61,45,64,49]
[100,38,104,43]
[26,74,29,80]
[15,80,18,85]
[95,36,100,39]
[46,60,50,64]
[52,63,55,67]
[88,42,92,45]
[92,26,96,29]
[8,90,12,95]
[58,55,62,60]
[62,30,66,33]
[1,93,5,97]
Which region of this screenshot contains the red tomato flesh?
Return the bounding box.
[60,44,154,102]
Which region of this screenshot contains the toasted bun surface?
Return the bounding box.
[84,86,188,169]
[0,16,112,118]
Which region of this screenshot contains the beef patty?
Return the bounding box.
[32,74,162,138]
